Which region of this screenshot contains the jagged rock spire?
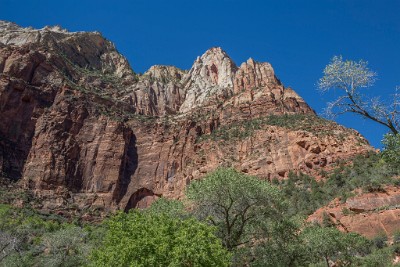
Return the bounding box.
[179,47,237,112]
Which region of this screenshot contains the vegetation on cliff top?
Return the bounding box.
[196,114,356,143]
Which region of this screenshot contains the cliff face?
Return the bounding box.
[309,186,400,238]
[0,21,373,213]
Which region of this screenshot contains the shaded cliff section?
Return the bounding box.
[0,21,140,211]
[0,21,373,213]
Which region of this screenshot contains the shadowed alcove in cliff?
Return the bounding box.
[0,91,47,181]
[124,188,159,211]
[0,133,29,181]
[113,133,138,203]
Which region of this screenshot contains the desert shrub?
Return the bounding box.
[393,230,400,244]
[372,233,388,249]
[197,114,341,143]
[280,152,400,217]
[251,218,310,267]
[0,205,93,267]
[361,247,394,267]
[280,172,329,216]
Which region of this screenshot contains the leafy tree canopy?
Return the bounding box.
[186,168,286,251]
[145,197,188,219]
[302,226,370,267]
[90,210,231,267]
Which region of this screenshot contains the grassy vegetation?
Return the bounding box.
[54,51,145,123]
[0,203,95,267]
[196,114,356,143]
[140,72,182,85]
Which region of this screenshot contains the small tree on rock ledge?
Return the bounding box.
[318,55,399,134]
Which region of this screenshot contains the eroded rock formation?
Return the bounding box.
[0,21,373,213]
[309,186,400,238]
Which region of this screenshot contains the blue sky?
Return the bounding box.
[1,0,399,148]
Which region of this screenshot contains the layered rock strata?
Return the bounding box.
[0,21,373,213]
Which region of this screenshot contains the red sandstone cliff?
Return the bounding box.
[0,21,373,213]
[309,186,400,238]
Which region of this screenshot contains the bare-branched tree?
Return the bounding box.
[318,56,399,134]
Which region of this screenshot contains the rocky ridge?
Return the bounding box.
[309,186,400,238]
[0,21,373,214]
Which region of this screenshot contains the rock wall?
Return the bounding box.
[309,186,400,238]
[0,21,373,213]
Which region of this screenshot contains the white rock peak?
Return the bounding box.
[179,47,238,113]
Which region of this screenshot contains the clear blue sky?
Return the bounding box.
[2,0,399,148]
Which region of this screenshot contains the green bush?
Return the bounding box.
[382,133,400,167]
[372,233,388,249]
[0,205,92,267]
[90,211,231,267]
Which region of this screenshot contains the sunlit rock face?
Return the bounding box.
[0,20,133,78]
[309,186,400,238]
[0,21,373,214]
[179,47,237,113]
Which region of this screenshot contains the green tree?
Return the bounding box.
[302,226,370,267]
[186,168,285,251]
[361,247,394,267]
[251,218,310,267]
[318,56,399,134]
[145,197,187,218]
[382,133,400,166]
[90,211,231,267]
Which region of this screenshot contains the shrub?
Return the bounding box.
[372,233,388,249]
[382,133,400,167]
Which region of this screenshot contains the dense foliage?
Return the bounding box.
[382,133,400,167]
[187,168,285,251]
[0,150,399,266]
[186,166,400,266]
[90,211,231,267]
[0,204,93,267]
[301,226,370,266]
